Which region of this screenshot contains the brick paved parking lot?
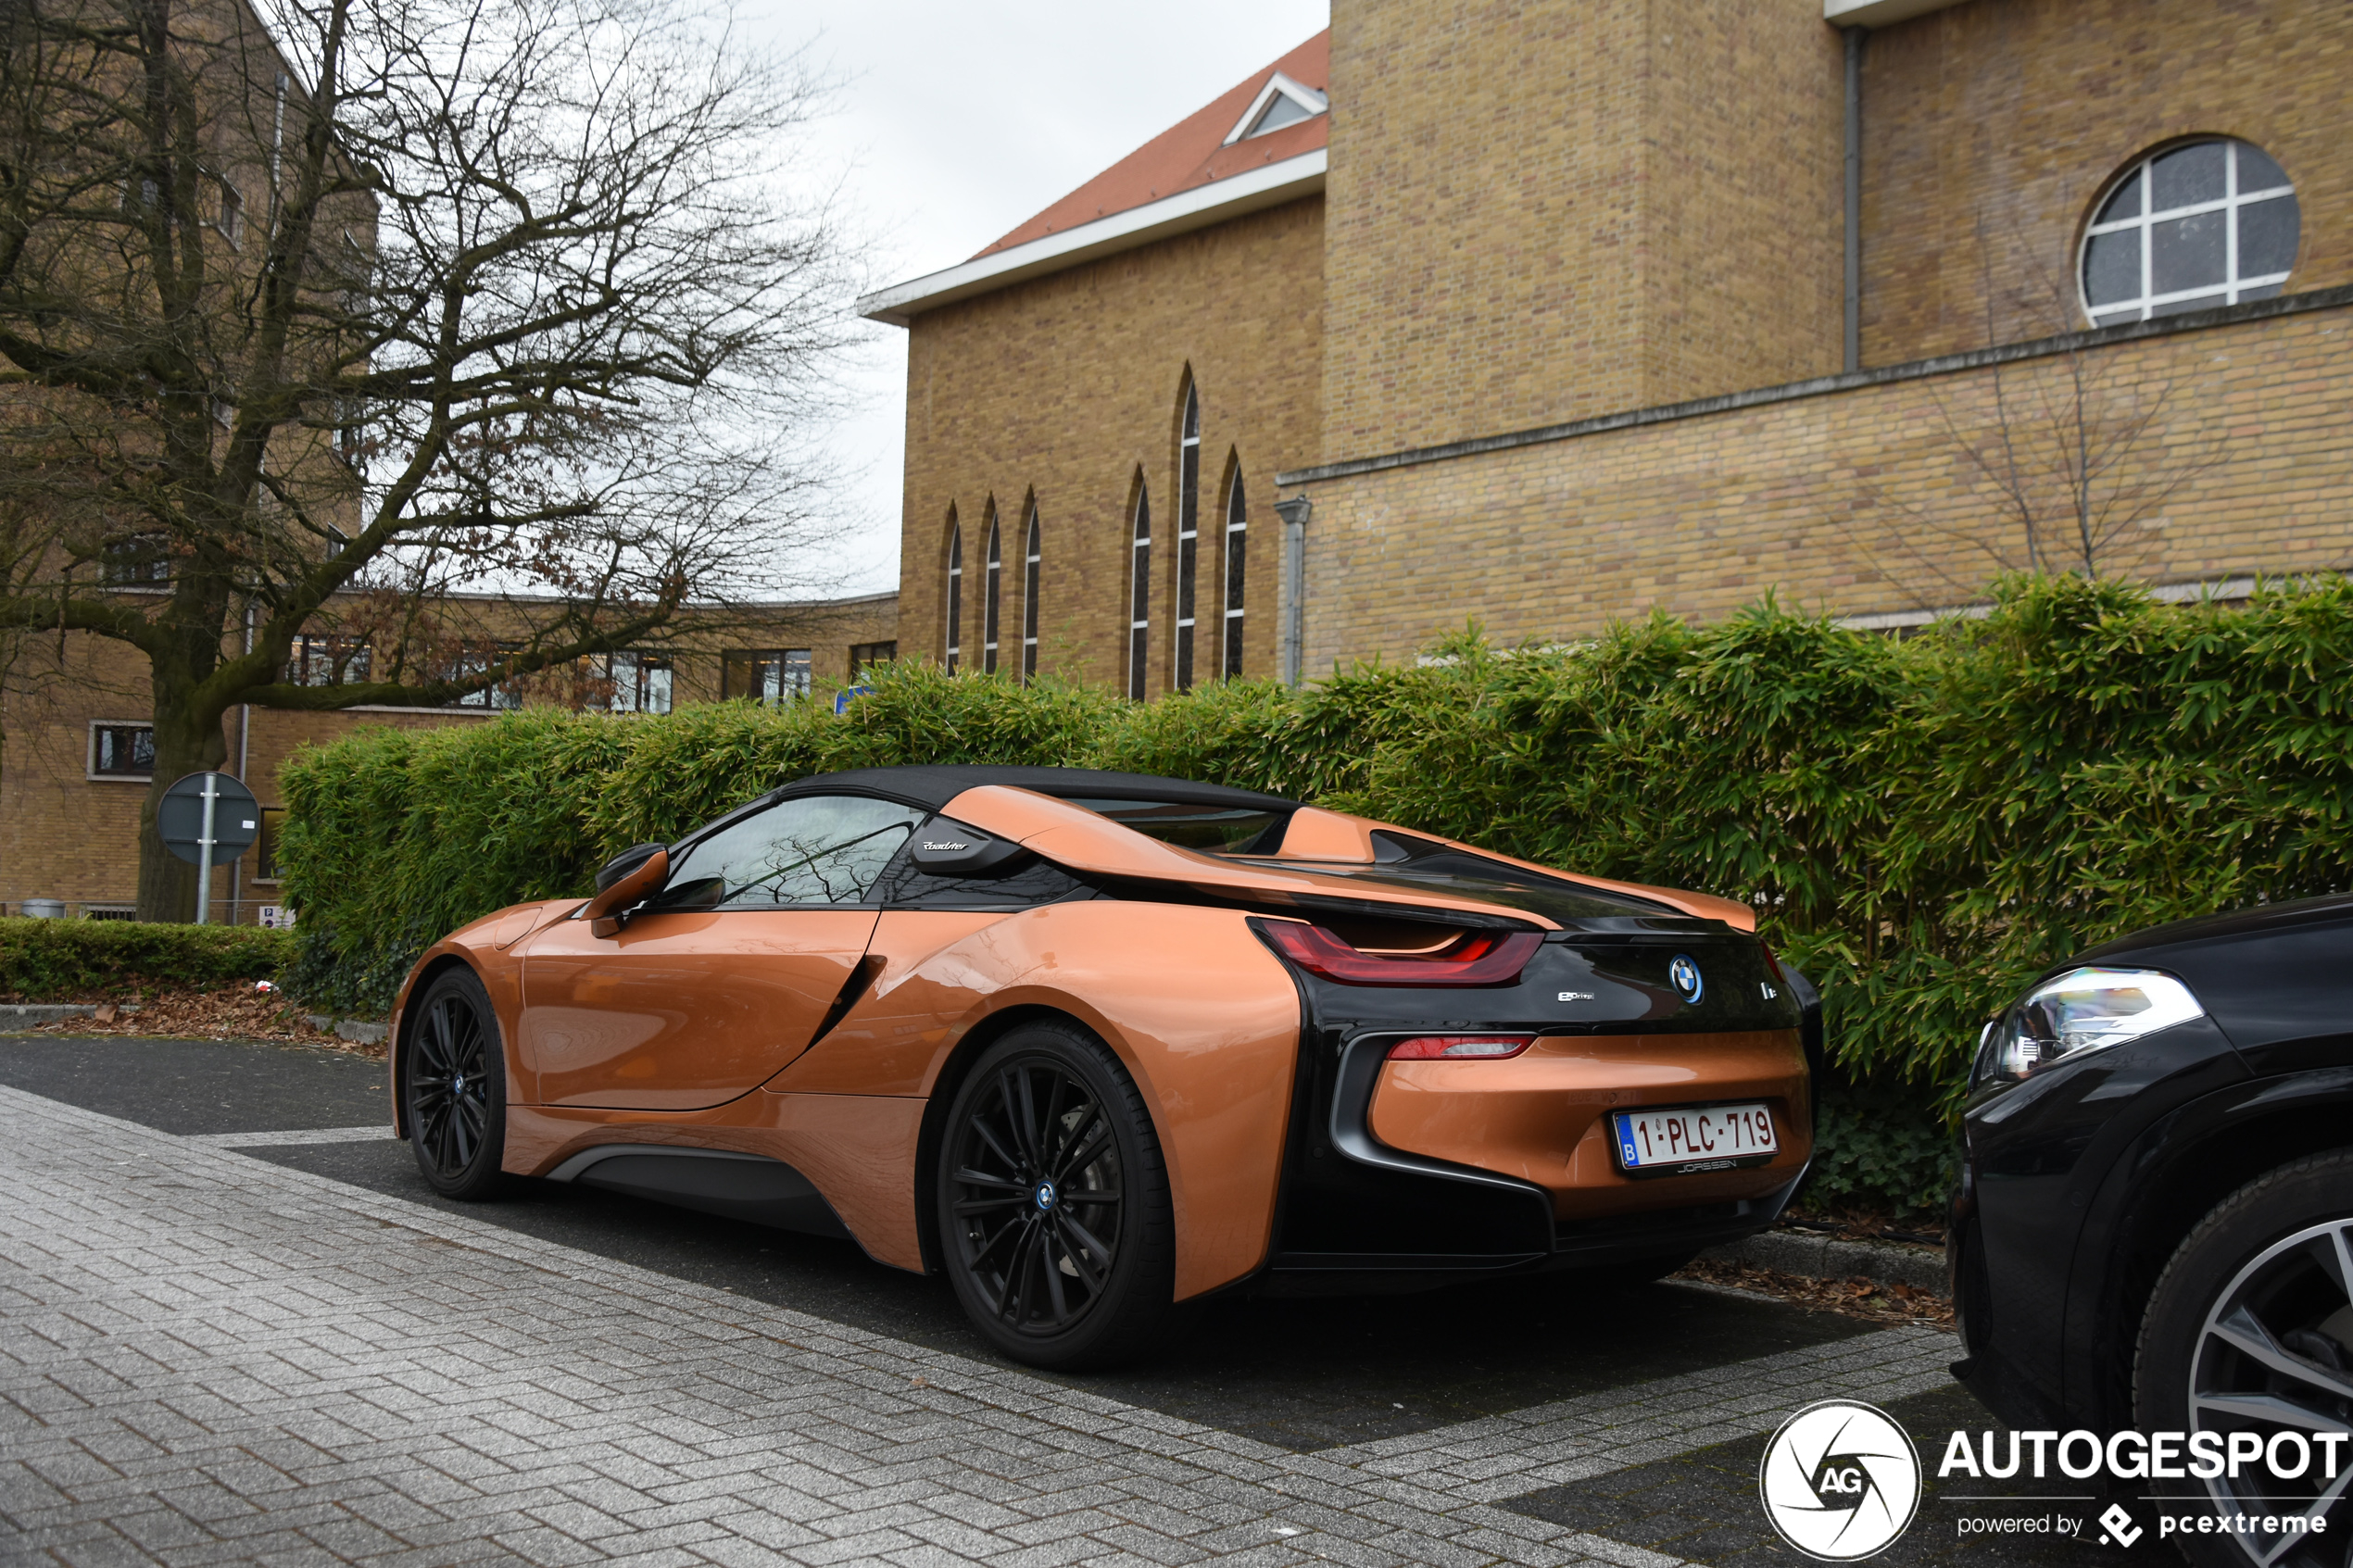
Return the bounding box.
[1,1039,1971,1566]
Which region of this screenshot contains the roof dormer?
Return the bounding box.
[1223,71,1327,146]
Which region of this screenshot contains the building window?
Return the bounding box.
[2082,139,2298,325]
[252,807,287,882]
[89,722,155,781]
[1174,384,1200,692]
[607,652,673,714]
[945,518,963,674]
[212,174,243,248]
[1127,484,1151,701]
[286,634,371,686]
[1223,72,1328,145]
[849,641,896,680]
[450,645,525,709]
[982,512,1002,674]
[1022,503,1041,684]
[722,648,812,703]
[1223,466,1247,680]
[101,533,170,585]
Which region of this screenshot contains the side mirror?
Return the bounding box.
[583,846,668,937]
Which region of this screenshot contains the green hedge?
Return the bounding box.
[0,917,295,1000]
[280,576,2353,1214]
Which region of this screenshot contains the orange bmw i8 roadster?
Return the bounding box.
[390,766,1820,1368]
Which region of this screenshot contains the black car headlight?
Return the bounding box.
[1973,966,2205,1086]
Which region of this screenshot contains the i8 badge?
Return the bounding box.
[1667,954,1705,1005]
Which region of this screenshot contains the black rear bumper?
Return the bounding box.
[1252,986,1811,1295]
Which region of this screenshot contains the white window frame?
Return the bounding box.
[1221,71,1328,146]
[1173,386,1200,693]
[1022,504,1041,684]
[2080,139,2296,325]
[1223,467,1247,680]
[1127,487,1151,702]
[982,513,1001,675]
[945,521,963,673]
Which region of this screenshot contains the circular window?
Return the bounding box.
[2081,138,2299,325]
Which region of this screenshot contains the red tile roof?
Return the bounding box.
[973,30,1329,259]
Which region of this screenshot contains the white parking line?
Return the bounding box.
[176,1123,394,1147]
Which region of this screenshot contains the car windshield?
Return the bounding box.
[1247,848,1675,923]
[1066,797,1290,852]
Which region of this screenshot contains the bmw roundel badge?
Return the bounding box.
[1667,954,1705,1005]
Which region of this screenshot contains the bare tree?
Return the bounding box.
[1858,219,2219,604]
[0,0,857,918]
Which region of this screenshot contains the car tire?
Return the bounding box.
[402,967,510,1200]
[2135,1149,2353,1568]
[936,1020,1184,1371]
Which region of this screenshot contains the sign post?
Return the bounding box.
[157,771,260,924]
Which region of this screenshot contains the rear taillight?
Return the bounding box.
[1256,921,1541,986]
[1386,1035,1534,1060]
[1759,942,1786,983]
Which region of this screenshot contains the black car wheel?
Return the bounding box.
[936,1021,1182,1370]
[2137,1150,2353,1568]
[403,968,509,1199]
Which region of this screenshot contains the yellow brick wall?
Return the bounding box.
[1318,0,1843,461]
[1642,0,1845,404]
[1860,0,2353,363]
[1290,303,2353,670]
[896,197,1324,692]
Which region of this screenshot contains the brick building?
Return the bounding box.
[862,0,2353,685]
[0,593,897,923]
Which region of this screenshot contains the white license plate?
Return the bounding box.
[1611,1102,1779,1176]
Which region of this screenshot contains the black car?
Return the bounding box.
[1951,893,2353,1564]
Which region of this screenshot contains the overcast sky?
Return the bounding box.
[747,0,1331,597]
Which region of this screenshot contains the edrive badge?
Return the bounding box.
[1758,1399,1920,1561]
[1668,953,1705,1005]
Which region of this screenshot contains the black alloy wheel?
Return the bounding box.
[936,1022,1181,1370]
[2138,1150,2353,1568]
[403,968,508,1199]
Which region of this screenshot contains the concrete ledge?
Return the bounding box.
[304,1014,389,1047]
[1703,1229,1948,1293]
[0,1003,107,1026]
[0,1003,151,1028]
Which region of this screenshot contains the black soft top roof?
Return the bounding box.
[772,765,1298,816]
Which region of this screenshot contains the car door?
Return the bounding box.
[520,793,926,1110]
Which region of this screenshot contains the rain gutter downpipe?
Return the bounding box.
[1275,494,1312,686]
[1843,25,1865,373]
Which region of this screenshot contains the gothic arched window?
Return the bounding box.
[1222,464,1246,679]
[1174,384,1201,692]
[944,516,963,674]
[982,511,1002,674]
[1022,502,1041,684]
[1127,483,1151,701]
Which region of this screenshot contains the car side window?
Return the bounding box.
[874,816,1097,909]
[657,795,925,910]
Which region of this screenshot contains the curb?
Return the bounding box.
[0,1002,143,1026]
[303,1014,389,1047]
[1702,1229,1948,1293]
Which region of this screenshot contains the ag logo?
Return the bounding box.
[1758,1399,1921,1561]
[1667,954,1705,1005]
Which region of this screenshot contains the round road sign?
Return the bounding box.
[157,771,261,866]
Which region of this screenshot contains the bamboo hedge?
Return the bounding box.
[279,576,2353,1213]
